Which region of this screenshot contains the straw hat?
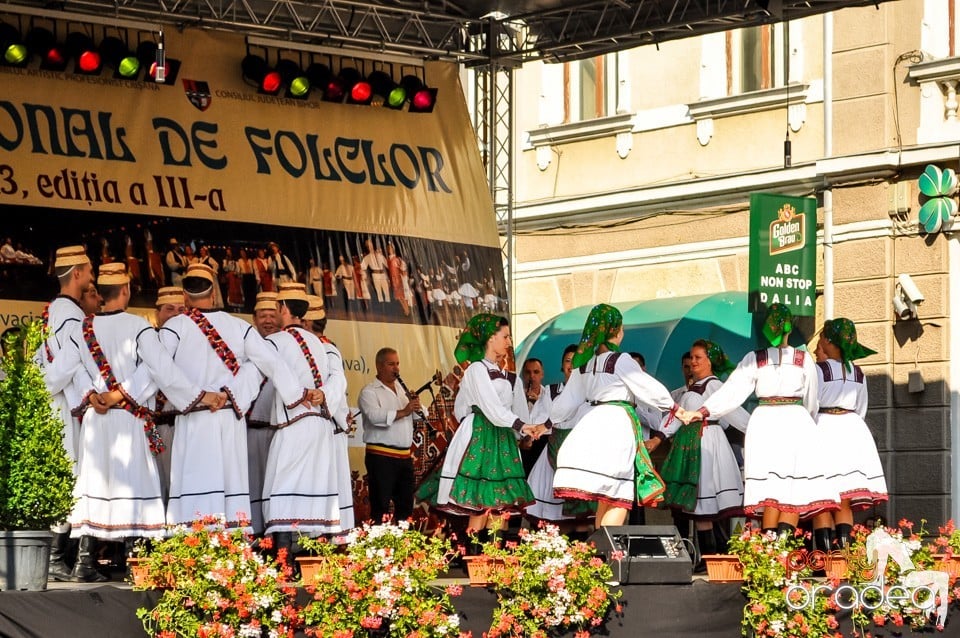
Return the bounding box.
[155,286,184,307]
[183,263,216,284]
[254,292,278,313]
[277,282,307,303]
[304,295,326,321]
[97,262,129,285]
[54,245,90,268]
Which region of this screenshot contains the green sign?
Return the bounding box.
[748,193,817,316]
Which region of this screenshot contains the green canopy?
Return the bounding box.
[515,292,760,389]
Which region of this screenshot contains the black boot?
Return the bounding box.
[48,532,73,582]
[71,536,108,583]
[695,529,717,573]
[468,529,490,556]
[712,521,730,554]
[813,528,834,554]
[776,522,796,538]
[835,523,853,550]
[273,532,295,570]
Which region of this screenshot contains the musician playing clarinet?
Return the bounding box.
[358,347,422,523]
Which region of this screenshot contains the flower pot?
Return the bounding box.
[463,555,505,587]
[933,554,960,578]
[703,554,743,582]
[0,530,53,591]
[126,557,150,588]
[824,554,848,581]
[297,556,329,584]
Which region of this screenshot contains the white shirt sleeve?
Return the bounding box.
[701,351,760,419]
[461,362,525,430]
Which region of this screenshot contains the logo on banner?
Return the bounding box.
[769,203,804,255]
[182,79,212,112]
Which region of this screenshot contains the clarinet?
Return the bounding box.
[396,375,427,420]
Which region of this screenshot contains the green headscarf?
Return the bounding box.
[823,318,876,363]
[454,313,505,365]
[698,339,735,378]
[761,303,794,347]
[571,304,623,369]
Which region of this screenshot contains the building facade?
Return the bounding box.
[505,0,960,524]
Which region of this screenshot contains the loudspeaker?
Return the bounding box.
[588,525,692,585]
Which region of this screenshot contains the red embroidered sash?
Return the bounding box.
[41,303,53,363]
[286,327,322,388]
[187,308,240,376]
[286,327,331,420]
[81,316,164,455]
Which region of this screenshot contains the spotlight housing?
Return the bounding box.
[100,36,140,79]
[66,32,101,74]
[400,75,437,113]
[26,28,66,71]
[241,54,281,95]
[0,22,27,67]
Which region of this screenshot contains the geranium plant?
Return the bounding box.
[934,518,960,556]
[133,515,300,638]
[478,522,622,638]
[845,518,946,631]
[298,520,465,638]
[727,523,835,638]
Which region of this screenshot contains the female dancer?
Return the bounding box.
[551,304,679,528]
[811,318,887,550]
[682,304,838,534]
[417,313,546,536]
[661,340,748,557]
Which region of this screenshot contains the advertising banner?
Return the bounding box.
[747,193,817,316]
[0,27,504,400]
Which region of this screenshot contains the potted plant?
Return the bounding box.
[133,515,301,637]
[479,523,623,638]
[932,518,960,578]
[298,520,464,637]
[727,524,835,638]
[0,322,75,591]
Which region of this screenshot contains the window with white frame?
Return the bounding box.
[726,24,789,94]
[563,55,619,122]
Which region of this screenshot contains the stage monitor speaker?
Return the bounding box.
[588,525,692,585]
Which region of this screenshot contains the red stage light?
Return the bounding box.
[261,70,282,94]
[350,81,372,104]
[78,49,101,73]
[412,89,435,112]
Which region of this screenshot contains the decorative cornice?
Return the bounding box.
[907,56,960,84]
[687,84,811,120]
[526,112,635,147]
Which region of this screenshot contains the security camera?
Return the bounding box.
[897,273,925,305]
[892,294,915,320]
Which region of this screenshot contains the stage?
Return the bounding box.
[0,579,956,638]
[0,581,746,638]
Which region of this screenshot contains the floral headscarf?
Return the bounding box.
[697,339,735,378]
[822,318,876,363]
[761,303,793,347]
[454,313,505,365]
[571,304,623,369]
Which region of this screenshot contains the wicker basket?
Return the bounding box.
[703,555,744,582]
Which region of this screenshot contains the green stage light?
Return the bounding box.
[101,37,140,79]
[0,23,27,67]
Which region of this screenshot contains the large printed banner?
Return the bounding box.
[748,193,817,316]
[0,27,503,395]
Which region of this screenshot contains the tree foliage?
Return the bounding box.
[0,322,75,529]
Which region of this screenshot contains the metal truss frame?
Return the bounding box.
[0,1,896,64]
